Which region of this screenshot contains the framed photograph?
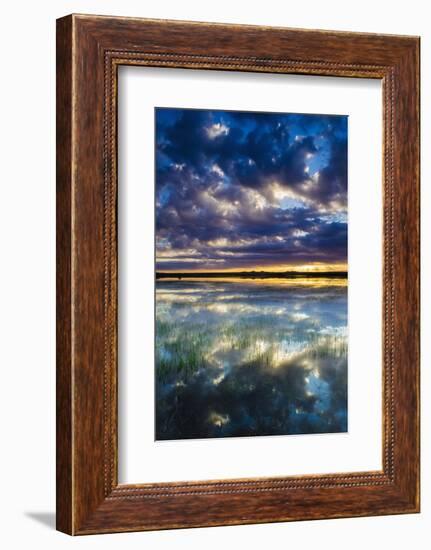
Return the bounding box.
[56,14,420,534]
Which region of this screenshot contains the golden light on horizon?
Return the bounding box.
[156,262,347,274]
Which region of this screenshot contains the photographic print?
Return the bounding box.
[155,107,348,441]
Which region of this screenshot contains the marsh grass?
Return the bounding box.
[156,315,347,381]
[156,320,212,380]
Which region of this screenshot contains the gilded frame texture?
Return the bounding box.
[56,14,420,534]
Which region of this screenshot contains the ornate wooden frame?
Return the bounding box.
[56,14,420,534]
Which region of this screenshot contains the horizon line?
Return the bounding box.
[156,270,348,279]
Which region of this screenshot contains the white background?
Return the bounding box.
[0,1,428,548]
[118,67,382,483]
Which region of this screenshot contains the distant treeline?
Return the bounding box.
[156,271,348,280]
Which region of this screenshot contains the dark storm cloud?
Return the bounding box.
[155,108,347,271]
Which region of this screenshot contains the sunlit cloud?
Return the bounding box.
[211,163,225,177]
[206,122,229,139]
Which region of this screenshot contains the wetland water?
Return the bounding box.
[155,278,347,441]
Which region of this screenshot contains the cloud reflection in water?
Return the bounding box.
[155,279,347,440]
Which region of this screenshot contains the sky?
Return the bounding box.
[155,108,347,273]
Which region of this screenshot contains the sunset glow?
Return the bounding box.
[155,108,347,273]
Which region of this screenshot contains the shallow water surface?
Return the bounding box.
[155,278,347,440]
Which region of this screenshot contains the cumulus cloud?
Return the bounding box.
[155,108,348,271]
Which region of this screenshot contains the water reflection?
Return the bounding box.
[155,279,347,440]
